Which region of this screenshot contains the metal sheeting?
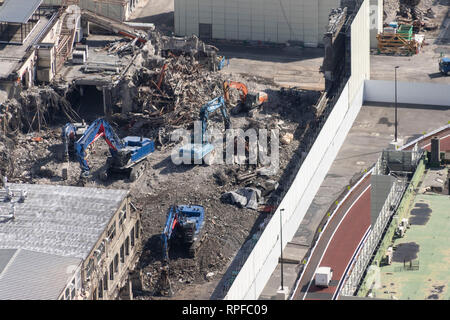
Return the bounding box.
[174,0,340,46]
[0,183,128,259]
[0,249,16,275]
[0,249,81,300]
[0,0,43,24]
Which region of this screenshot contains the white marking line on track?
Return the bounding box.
[421,134,450,149]
[333,225,371,300]
[290,171,373,300]
[302,184,371,300]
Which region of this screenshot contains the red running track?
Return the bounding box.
[303,185,371,300]
[292,127,449,300]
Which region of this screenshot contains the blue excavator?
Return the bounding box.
[162,204,206,260]
[439,57,449,76]
[74,118,155,181]
[178,96,231,164]
[61,121,89,160]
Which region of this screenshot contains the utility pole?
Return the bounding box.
[280,208,284,290]
[394,66,399,142]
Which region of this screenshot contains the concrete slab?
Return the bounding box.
[216,45,325,90]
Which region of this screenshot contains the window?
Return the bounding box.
[107,222,116,241]
[71,288,75,299]
[119,207,127,227]
[94,241,105,263]
[125,236,130,256]
[109,262,114,281]
[114,254,119,273]
[130,227,135,247]
[65,288,70,300]
[135,220,140,239]
[98,279,103,299]
[86,258,94,278]
[120,244,125,263]
[103,273,108,291]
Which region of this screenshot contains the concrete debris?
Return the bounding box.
[281,132,294,145]
[383,0,437,32]
[221,187,263,210]
[0,86,80,134]
[0,19,326,300]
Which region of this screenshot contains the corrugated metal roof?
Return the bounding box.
[0,183,128,259]
[0,249,81,300]
[0,249,16,275]
[0,0,43,24]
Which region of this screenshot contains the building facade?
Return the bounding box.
[174,0,342,47]
[43,0,142,21]
[0,182,142,300]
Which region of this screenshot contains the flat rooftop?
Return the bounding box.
[0,183,128,259]
[0,183,128,299]
[368,169,450,300]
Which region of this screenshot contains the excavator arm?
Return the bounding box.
[75,118,125,176]
[199,96,232,144]
[223,80,268,112]
[162,206,179,261]
[223,81,248,106]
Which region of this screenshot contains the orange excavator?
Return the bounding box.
[223,81,268,113]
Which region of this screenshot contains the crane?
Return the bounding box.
[74,118,154,181]
[178,96,231,164]
[223,80,268,113]
[162,204,206,260]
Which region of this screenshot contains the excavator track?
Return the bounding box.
[129,159,148,182]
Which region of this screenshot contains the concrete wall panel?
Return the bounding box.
[175,0,346,45]
[364,80,450,106]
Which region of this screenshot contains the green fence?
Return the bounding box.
[357,158,426,296]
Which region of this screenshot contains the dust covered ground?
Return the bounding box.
[0,59,321,299]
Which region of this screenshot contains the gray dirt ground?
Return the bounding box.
[2,75,319,300]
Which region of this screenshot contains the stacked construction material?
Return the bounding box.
[377,24,421,56]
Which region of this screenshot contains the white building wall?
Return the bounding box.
[348,0,371,105]
[364,80,450,106]
[369,0,383,48]
[175,0,341,46]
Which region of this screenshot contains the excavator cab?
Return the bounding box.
[223,80,268,113]
[439,57,450,76]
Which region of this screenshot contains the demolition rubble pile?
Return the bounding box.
[0,29,325,299]
[110,34,226,141]
[383,0,438,30]
[0,86,79,135]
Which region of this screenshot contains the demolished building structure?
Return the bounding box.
[0,180,142,300]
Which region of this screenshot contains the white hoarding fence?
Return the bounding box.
[364,80,450,106]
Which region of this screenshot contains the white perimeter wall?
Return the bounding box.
[364,80,450,106]
[224,0,371,300]
[174,0,340,46]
